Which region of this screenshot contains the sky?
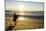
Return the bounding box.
[6,0,44,12]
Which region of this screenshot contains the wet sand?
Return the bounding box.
[5,16,44,30]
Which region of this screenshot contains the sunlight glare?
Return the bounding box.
[19,4,24,12]
[19,13,24,15]
[18,17,24,20]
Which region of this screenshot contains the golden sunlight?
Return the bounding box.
[19,13,24,15]
[19,4,24,12]
[18,17,24,20]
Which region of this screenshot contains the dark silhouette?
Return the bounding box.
[5,12,19,31]
[13,12,18,22]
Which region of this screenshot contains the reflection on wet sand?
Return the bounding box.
[5,16,44,30]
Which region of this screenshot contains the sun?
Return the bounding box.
[18,4,25,15]
[19,4,24,12]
